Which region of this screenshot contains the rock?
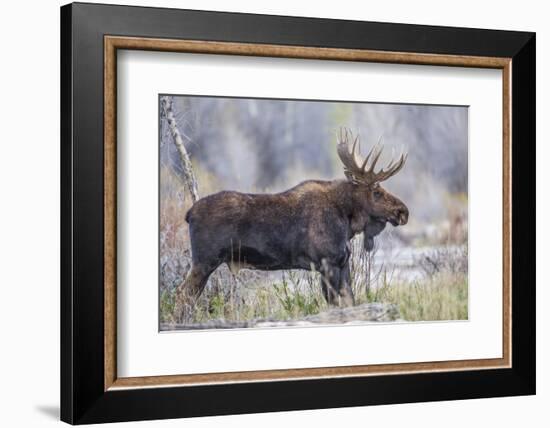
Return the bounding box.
[161,302,401,330]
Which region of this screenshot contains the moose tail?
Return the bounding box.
[185,209,192,224]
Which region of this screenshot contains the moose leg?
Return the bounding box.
[319,259,355,307]
[337,263,355,307]
[319,260,342,306]
[174,263,217,323]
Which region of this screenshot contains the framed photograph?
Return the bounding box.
[61,2,535,424]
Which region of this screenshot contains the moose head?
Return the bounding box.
[337,128,409,250]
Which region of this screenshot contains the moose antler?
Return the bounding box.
[337,127,407,185]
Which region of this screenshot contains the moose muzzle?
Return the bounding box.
[389,206,409,226]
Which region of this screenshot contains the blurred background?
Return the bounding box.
[160,95,469,326]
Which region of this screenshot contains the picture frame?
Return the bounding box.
[60,2,535,424]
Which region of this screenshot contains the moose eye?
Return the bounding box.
[373,190,382,199]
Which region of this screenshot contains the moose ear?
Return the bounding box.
[343,170,356,182]
[343,169,363,185]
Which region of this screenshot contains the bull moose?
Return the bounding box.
[175,129,409,320]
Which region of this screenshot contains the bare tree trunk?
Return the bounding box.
[161,95,199,203]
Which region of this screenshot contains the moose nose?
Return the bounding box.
[396,207,409,225]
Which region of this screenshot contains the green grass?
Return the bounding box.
[375,273,468,321]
